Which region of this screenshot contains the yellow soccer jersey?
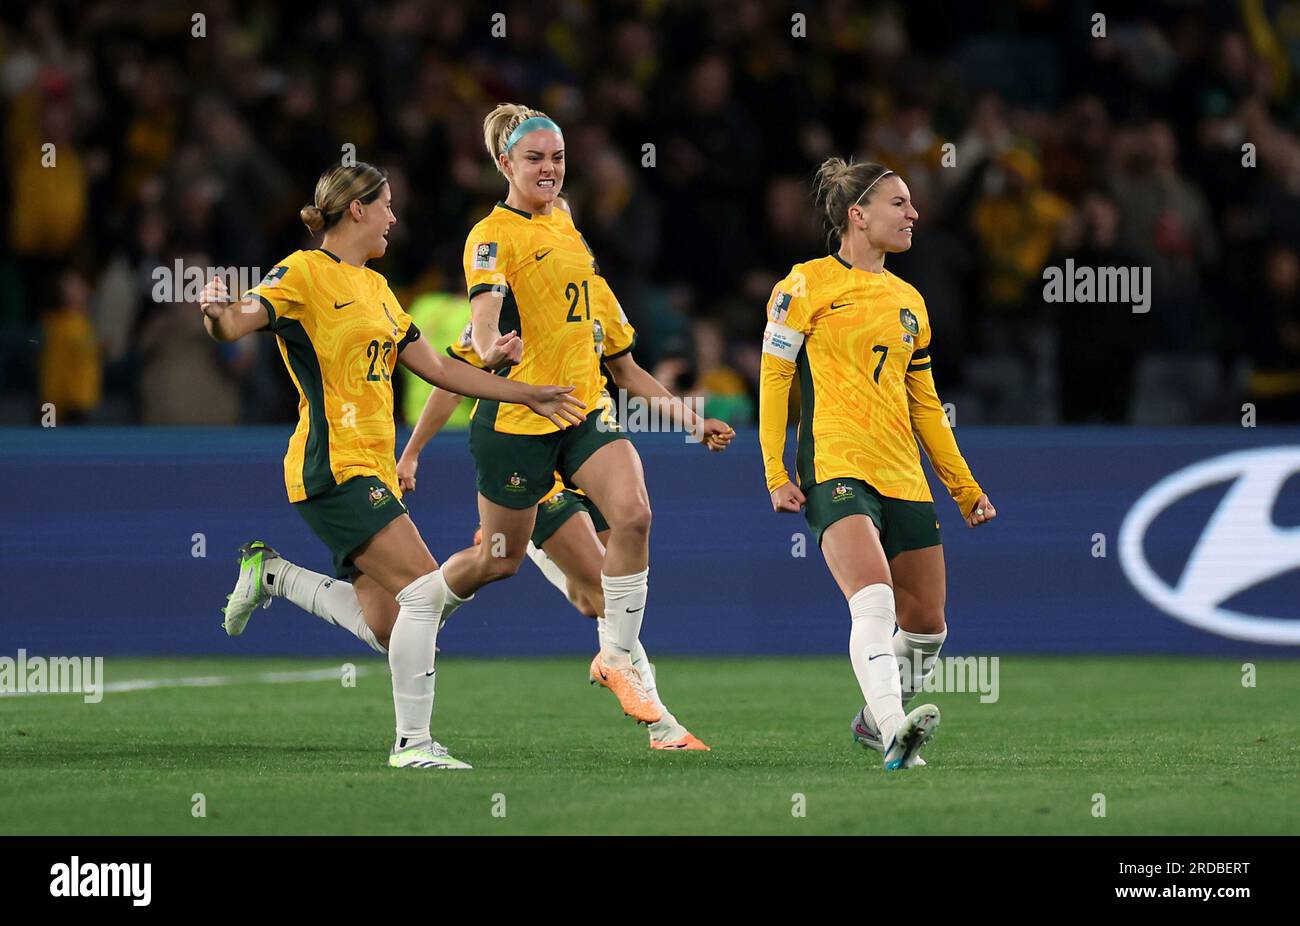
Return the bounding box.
[246,248,417,503]
[758,254,983,516]
[446,274,634,504]
[463,202,629,434]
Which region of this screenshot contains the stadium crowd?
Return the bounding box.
[3,0,1300,426]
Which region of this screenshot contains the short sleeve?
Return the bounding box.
[245,253,309,330]
[463,224,514,299]
[598,280,637,361]
[445,320,487,369]
[383,285,419,351]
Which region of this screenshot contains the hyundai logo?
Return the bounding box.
[1119,447,1300,645]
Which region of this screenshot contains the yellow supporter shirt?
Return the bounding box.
[758,254,983,517]
[245,248,418,502]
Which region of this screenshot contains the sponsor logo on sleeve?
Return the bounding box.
[474,242,499,271]
[260,266,288,289]
[770,290,792,323]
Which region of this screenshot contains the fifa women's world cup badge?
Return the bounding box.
[592,318,605,355]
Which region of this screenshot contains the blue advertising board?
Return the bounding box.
[1,426,1297,657]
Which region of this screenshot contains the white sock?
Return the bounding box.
[526,541,570,598]
[895,627,947,709]
[848,583,904,746]
[437,576,473,627]
[389,571,446,748]
[631,640,665,711]
[266,560,386,654]
[600,568,648,658]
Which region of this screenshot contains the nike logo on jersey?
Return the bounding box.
[830,301,852,310]
[535,249,554,261]
[334,300,355,310]
[868,653,889,661]
[626,606,644,613]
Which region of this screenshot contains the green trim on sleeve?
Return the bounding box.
[397,323,421,353]
[602,332,637,363]
[468,282,510,299]
[250,293,278,330]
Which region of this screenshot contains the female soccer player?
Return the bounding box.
[758,158,997,771]
[392,259,730,749]
[201,161,584,771]
[420,104,731,724]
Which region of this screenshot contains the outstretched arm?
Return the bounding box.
[603,353,734,450]
[398,337,584,428]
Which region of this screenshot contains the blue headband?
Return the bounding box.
[504,116,563,153]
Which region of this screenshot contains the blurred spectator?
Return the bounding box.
[3,0,1300,426]
[1245,247,1300,421]
[38,269,100,423]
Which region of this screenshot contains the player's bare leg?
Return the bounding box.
[570,442,660,724]
[352,515,470,770]
[439,495,537,617]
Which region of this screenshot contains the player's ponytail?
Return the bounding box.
[483,103,558,176]
[300,162,388,235]
[812,157,896,249]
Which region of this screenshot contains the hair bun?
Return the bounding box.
[300,204,325,234]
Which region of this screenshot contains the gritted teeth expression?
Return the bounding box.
[861,176,918,253]
[508,129,565,203]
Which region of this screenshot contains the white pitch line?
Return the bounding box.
[0,666,374,697]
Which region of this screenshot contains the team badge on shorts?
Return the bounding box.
[770,291,792,323]
[544,493,567,510]
[368,484,393,508]
[831,482,855,502]
[900,308,919,335]
[505,472,528,493]
[474,242,498,270]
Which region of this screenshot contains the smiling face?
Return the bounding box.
[849,175,918,254]
[356,182,396,259]
[501,129,565,210]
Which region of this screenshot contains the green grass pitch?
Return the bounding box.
[2,656,1297,835]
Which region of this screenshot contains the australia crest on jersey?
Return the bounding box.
[770,290,792,323]
[899,307,919,335]
[474,242,498,270]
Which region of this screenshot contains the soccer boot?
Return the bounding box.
[222,541,279,637]
[649,712,711,750]
[589,652,662,724]
[852,706,925,766]
[388,740,472,770]
[883,703,940,771]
